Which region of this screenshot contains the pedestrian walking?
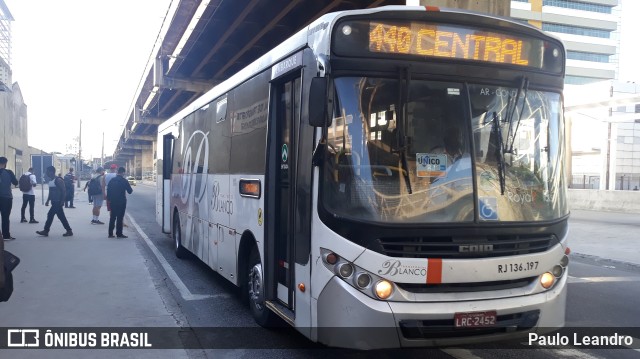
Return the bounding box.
[63,168,76,208]
[0,225,5,296]
[19,167,38,224]
[87,167,105,224]
[83,170,95,204]
[36,166,73,237]
[106,167,132,238]
[0,157,19,241]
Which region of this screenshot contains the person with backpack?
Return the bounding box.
[63,168,76,208]
[0,157,18,241]
[87,167,105,224]
[19,167,38,224]
[36,166,73,237]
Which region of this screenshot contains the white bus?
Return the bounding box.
[156,5,569,349]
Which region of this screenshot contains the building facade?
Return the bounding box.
[509,1,640,190]
[0,0,32,175]
[511,0,620,85]
[0,0,12,86]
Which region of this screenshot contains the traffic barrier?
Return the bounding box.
[568,189,640,213]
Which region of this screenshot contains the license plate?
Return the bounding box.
[454,311,497,328]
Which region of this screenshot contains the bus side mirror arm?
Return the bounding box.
[312,139,327,167]
[309,77,330,127]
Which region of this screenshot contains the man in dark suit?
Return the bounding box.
[0,157,19,240]
[36,166,73,237]
[106,167,133,238]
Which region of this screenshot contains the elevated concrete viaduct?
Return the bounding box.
[113,0,509,180]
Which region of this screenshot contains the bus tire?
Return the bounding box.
[247,247,278,327]
[173,213,188,259]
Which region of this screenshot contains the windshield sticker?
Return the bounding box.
[416,153,447,177]
[480,171,497,191]
[507,190,533,204]
[479,197,498,220]
[447,88,460,95]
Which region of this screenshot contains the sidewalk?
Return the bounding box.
[568,209,640,268]
[0,186,188,358]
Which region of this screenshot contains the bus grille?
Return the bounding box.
[396,277,537,293]
[378,234,558,259]
[399,310,540,340]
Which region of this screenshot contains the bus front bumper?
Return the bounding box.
[315,275,567,350]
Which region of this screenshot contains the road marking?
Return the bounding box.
[568,275,640,284]
[547,348,604,359]
[440,348,484,359]
[625,337,640,352]
[128,214,227,301]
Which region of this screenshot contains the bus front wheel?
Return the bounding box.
[247,247,278,327]
[173,213,188,259]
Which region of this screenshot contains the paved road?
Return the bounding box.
[2,184,640,358]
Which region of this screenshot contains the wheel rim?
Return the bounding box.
[249,262,264,311]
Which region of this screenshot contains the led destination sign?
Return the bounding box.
[332,19,564,73]
[369,22,530,66]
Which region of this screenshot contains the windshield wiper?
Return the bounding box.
[492,112,506,195]
[396,67,412,194]
[506,76,529,154]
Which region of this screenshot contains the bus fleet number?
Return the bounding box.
[497,261,538,274]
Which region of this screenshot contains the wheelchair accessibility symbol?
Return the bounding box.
[479,197,498,220]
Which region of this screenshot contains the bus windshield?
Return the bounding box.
[320,77,568,224]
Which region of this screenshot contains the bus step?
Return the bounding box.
[266,300,294,326]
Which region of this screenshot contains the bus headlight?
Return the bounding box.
[540,272,555,289]
[321,248,396,300]
[339,263,354,278]
[324,251,338,265]
[356,273,371,289]
[551,265,563,278]
[375,280,394,300]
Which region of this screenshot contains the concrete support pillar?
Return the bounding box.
[127,157,135,178]
[142,147,154,181]
[133,154,139,180]
[417,0,511,16]
[566,114,573,188]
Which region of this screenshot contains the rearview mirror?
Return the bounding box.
[309,77,328,127]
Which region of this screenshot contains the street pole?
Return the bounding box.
[78,119,82,188]
[40,149,45,205]
[101,132,104,168]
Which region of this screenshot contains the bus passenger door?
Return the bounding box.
[161,133,174,233]
[268,75,301,311]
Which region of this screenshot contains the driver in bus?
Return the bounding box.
[431,126,464,166]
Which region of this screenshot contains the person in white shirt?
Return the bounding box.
[20,167,38,224]
[103,164,118,194]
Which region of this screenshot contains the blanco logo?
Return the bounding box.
[378,260,427,277]
[7,329,40,347]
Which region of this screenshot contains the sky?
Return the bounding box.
[4,0,640,160]
[6,0,172,160]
